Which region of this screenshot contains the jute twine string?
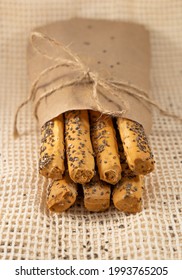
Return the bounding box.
[13,32,182,137]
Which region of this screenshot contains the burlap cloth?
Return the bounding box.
[0,0,181,260]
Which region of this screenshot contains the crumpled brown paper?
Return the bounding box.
[27,18,152,134]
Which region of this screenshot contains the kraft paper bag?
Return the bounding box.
[27,18,152,134]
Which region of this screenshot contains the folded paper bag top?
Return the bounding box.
[27,18,152,134]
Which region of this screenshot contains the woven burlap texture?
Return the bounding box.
[0,0,182,260]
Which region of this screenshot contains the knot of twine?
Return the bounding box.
[14,31,182,137]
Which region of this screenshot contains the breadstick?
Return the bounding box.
[83,175,111,212]
[65,110,95,184]
[117,118,154,175]
[90,111,121,185]
[112,140,143,213]
[39,115,65,180]
[113,175,144,213]
[47,172,77,212]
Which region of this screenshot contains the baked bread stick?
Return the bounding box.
[65,110,95,184]
[90,111,121,185]
[113,175,144,213]
[117,118,154,175]
[112,140,143,213]
[47,172,77,212]
[39,115,65,180]
[82,175,111,212]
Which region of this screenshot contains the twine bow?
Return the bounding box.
[13,31,182,137]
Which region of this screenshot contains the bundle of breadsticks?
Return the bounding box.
[39,110,154,214]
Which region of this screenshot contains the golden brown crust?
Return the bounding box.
[90,111,121,185]
[83,175,111,212]
[112,137,144,214]
[117,118,154,175]
[47,172,77,212]
[39,115,65,180]
[65,110,95,184]
[42,113,153,214]
[112,176,144,214]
